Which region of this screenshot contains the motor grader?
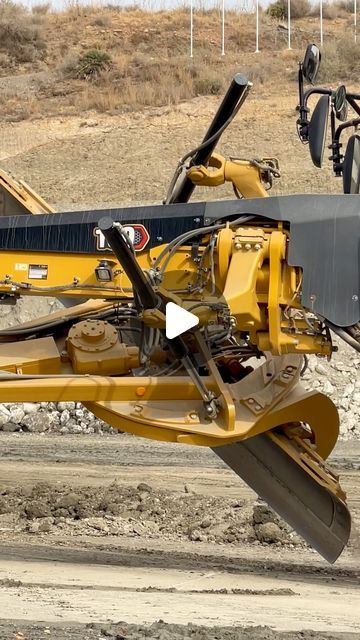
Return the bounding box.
[0,45,359,564]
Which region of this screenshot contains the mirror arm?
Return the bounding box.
[332,118,360,176]
[303,87,332,104]
[297,64,309,140]
[336,118,360,138]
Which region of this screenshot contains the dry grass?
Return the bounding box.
[0,0,46,65]
[319,37,360,83]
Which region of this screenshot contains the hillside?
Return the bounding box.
[0,1,359,121]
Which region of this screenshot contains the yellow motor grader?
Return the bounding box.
[0,45,359,563]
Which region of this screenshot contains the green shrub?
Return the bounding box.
[76,49,112,80]
[267,0,311,20]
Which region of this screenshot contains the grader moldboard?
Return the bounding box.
[0,45,359,564]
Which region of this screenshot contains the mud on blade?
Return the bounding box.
[212,433,351,563]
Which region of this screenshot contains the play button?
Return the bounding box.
[165,302,199,339]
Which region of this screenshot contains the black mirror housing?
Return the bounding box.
[334,85,348,122]
[308,95,329,168]
[303,44,321,84]
[343,134,360,194]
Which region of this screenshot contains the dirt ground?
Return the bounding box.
[0,89,345,212]
[0,434,359,639]
[0,87,360,638]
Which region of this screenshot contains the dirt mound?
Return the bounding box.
[0,481,302,549]
[1,620,355,640]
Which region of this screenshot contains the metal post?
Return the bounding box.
[288,0,291,49]
[190,0,193,58]
[221,0,225,56]
[255,0,259,53]
[320,0,323,46]
[355,0,357,43]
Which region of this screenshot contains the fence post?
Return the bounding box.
[320,0,323,46]
[288,0,291,49]
[190,0,193,58]
[355,0,357,43]
[221,0,225,55]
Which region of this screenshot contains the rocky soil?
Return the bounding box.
[0,480,301,549]
[1,621,357,640]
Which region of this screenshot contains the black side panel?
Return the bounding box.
[0,202,206,253]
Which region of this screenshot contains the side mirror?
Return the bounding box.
[343,134,360,194]
[303,44,321,84]
[334,85,348,122]
[308,95,329,168]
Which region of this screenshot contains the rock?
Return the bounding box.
[253,503,280,526]
[21,413,52,433]
[322,380,335,395]
[57,402,76,412]
[137,482,152,493]
[0,497,10,514]
[188,528,206,542]
[0,405,10,426]
[25,500,51,519]
[22,403,39,415]
[60,409,70,425]
[28,521,40,533]
[201,518,211,529]
[55,493,81,510]
[315,363,327,375]
[1,422,19,433]
[255,522,284,544]
[59,426,69,434]
[9,406,25,424]
[37,517,53,532]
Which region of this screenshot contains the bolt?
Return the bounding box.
[255,404,261,411]
[254,243,261,251]
[204,218,210,224]
[156,236,163,242]
[352,294,359,301]
[189,412,198,420]
[248,398,255,404]
[234,242,242,250]
[245,243,252,251]
[194,217,200,223]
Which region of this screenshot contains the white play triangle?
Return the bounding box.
[165,302,199,339]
